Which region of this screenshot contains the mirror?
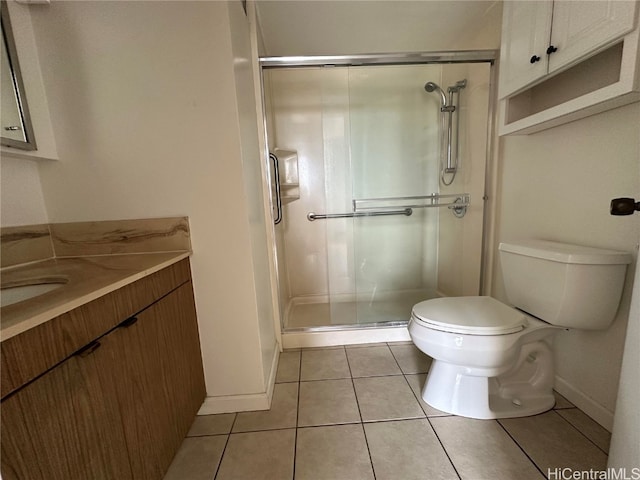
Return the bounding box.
[1,1,37,150]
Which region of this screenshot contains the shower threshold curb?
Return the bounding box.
[281,323,411,349]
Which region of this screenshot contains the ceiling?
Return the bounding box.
[256,0,501,57]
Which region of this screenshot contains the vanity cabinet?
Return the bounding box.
[0,259,206,480]
[498,0,640,135]
[499,0,638,98]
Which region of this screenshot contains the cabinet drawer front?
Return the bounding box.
[549,0,639,73]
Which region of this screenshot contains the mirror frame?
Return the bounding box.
[1,1,37,151]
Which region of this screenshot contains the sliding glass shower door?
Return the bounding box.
[348,65,440,324]
[263,60,491,330]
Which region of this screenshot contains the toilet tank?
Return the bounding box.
[499,240,631,329]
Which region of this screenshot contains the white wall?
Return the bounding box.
[257,0,500,55]
[0,157,48,227]
[493,102,640,428]
[609,256,640,469]
[16,1,277,405]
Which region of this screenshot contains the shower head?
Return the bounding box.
[424,81,439,92]
[424,81,447,108]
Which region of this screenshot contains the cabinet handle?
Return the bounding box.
[75,341,101,358]
[546,45,558,55]
[119,316,138,328]
[530,55,541,64]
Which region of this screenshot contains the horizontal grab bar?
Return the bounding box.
[307,208,413,221]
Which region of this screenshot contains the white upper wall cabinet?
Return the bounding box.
[549,1,638,73]
[499,1,553,98]
[499,0,638,99]
[498,0,640,135]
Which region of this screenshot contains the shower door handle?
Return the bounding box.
[270,153,283,225]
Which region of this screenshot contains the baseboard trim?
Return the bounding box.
[282,325,411,349]
[197,346,280,415]
[554,375,614,431]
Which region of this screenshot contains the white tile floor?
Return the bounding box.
[164,343,611,480]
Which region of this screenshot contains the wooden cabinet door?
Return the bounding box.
[152,282,206,439]
[99,281,205,480]
[549,0,638,74]
[98,313,180,479]
[498,0,553,98]
[0,343,132,480]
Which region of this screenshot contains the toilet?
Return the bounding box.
[408,239,631,420]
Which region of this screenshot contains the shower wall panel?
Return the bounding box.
[268,68,333,299]
[437,63,491,297]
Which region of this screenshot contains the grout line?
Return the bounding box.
[221,415,457,434]
[299,372,405,382]
[292,349,302,479]
[385,343,406,375]
[402,373,430,417]
[496,419,548,479]
[213,414,237,480]
[297,420,366,429]
[425,417,462,480]
[186,432,233,438]
[344,349,363,425]
[360,422,377,480]
[400,363,460,479]
[552,409,609,456]
[299,376,356,383]
[228,412,238,435]
[344,346,377,480]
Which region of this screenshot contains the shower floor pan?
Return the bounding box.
[284,290,433,331]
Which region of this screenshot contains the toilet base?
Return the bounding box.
[422,340,556,419]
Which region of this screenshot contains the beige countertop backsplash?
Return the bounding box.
[0,217,191,341]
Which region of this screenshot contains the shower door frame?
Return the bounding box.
[259,50,499,335]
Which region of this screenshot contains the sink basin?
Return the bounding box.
[1,281,67,308]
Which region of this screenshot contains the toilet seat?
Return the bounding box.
[411,296,526,335]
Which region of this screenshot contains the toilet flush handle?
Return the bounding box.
[610,197,640,216]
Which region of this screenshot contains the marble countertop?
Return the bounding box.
[0,252,190,342]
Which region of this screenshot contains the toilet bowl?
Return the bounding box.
[409,240,631,420]
[409,296,562,419]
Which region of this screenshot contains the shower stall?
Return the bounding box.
[261,52,495,333]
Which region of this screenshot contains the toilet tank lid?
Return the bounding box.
[499,240,632,265]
